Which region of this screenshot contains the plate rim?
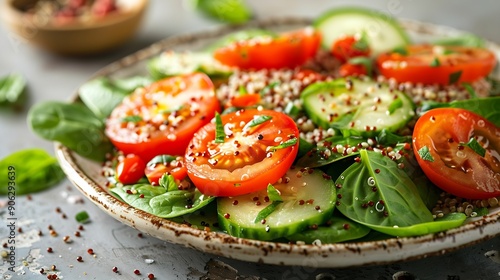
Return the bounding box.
[55,16,500,268]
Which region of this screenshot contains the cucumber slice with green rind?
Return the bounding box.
[217,168,336,241]
[314,7,410,55]
[300,78,415,137]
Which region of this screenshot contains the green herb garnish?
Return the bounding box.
[391,46,408,55]
[254,184,283,223]
[463,137,486,157]
[347,57,373,76]
[244,115,272,130]
[268,138,298,152]
[215,112,225,143]
[417,146,434,162]
[448,70,463,84]
[387,98,403,115]
[430,57,441,67]
[122,115,143,123]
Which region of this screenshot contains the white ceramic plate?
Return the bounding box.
[55,17,500,268]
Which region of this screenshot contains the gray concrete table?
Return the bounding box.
[1,1,500,279]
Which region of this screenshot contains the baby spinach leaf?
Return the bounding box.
[0,148,65,195]
[361,212,466,237]
[169,201,221,231]
[28,101,113,162]
[0,73,27,109]
[79,76,151,120]
[191,0,252,24]
[335,150,434,231]
[432,34,485,48]
[110,184,214,218]
[159,174,179,192]
[420,97,500,126]
[286,215,370,244]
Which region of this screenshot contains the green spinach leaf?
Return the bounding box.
[79,76,151,120]
[190,0,252,24]
[0,148,65,195]
[0,73,26,109]
[28,101,113,162]
[286,215,370,244]
[361,212,466,237]
[110,184,214,218]
[335,150,434,233]
[420,96,500,126]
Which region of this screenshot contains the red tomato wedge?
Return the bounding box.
[185,109,299,197]
[106,73,220,161]
[116,154,146,185]
[376,44,496,85]
[331,35,371,63]
[145,155,188,186]
[413,108,500,199]
[213,28,321,70]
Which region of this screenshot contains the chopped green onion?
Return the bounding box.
[254,185,284,224]
[417,146,434,162]
[284,101,301,118]
[266,184,283,202]
[121,115,142,123]
[75,211,90,223]
[268,138,298,152]
[214,112,225,143]
[387,98,403,115]
[244,115,272,131]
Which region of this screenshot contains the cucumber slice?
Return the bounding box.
[148,51,233,80]
[301,78,415,137]
[217,168,336,240]
[314,7,410,55]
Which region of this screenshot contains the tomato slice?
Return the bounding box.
[185,109,299,197]
[116,154,146,185]
[413,108,500,199]
[331,35,371,63]
[145,155,188,186]
[376,44,496,85]
[338,63,367,77]
[213,28,321,70]
[106,73,221,161]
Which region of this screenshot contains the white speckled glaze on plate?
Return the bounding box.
[55,18,500,268]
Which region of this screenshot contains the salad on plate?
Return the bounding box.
[29,7,500,245]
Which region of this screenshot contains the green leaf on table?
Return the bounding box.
[0,148,65,195]
[75,211,90,223]
[28,101,113,162]
[191,0,253,24]
[0,73,27,109]
[335,150,434,236]
[110,184,214,218]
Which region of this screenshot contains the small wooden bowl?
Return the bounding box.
[1,0,148,55]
